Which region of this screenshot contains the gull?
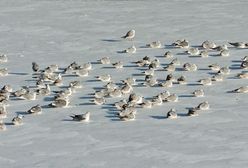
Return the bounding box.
[114,99,128,110]
[32,62,39,72]
[177,75,187,84]
[198,78,212,85]
[0,68,8,76]
[143,69,154,76]
[208,63,221,71]
[165,94,178,102]
[228,42,246,48]
[36,79,45,88]
[19,91,37,100]
[0,105,7,119]
[123,45,136,53]
[151,95,163,106]
[218,66,230,75]
[200,50,209,57]
[0,54,8,63]
[121,77,136,86]
[69,81,82,89]
[12,114,24,125]
[142,56,151,64]
[140,100,153,108]
[157,91,170,101]
[121,84,133,95]
[0,94,9,105]
[167,108,177,119]
[241,56,248,61]
[192,89,204,97]
[143,77,158,87]
[128,93,143,105]
[0,120,6,131]
[121,29,135,40]
[241,61,248,69]
[170,58,180,65]
[146,41,162,48]
[54,87,72,98]
[70,112,90,122]
[50,99,70,108]
[91,97,106,105]
[159,79,173,88]
[220,49,230,57]
[27,104,42,114]
[1,85,12,93]
[164,63,176,72]
[231,86,248,93]
[196,101,210,110]
[93,90,108,98]
[202,40,216,49]
[36,84,50,96]
[109,89,123,98]
[96,74,112,82]
[75,68,89,77]
[212,73,224,82]
[187,108,199,116]
[134,59,146,67]
[236,72,248,79]
[119,111,136,121]
[150,59,160,68]
[13,87,29,97]
[105,82,118,91]
[213,44,228,51]
[53,74,63,86]
[164,51,173,58]
[81,62,92,70]
[99,57,111,64]
[165,73,176,82]
[112,61,123,69]
[186,48,200,56]
[48,64,59,72]
[118,106,137,116]
[173,39,189,49]
[183,63,198,71]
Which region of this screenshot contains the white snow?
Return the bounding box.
[0,0,248,167]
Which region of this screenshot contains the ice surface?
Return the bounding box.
[0,0,247,168]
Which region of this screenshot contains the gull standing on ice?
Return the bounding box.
[12,114,24,125]
[27,104,42,114]
[167,108,178,119]
[70,112,90,122]
[121,29,135,40]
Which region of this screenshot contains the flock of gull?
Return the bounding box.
[0,29,248,131]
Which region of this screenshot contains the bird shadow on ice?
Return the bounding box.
[198,68,210,71]
[116,50,126,54]
[4,122,13,126]
[232,60,242,63]
[101,39,121,42]
[123,65,137,68]
[79,96,94,99]
[187,83,201,86]
[9,72,29,75]
[179,94,194,98]
[16,111,28,115]
[150,115,166,119]
[43,97,54,102]
[86,79,99,82]
[164,44,176,49]
[101,66,114,69]
[61,119,73,122]
[91,61,101,65]
[63,74,78,78]
[78,102,95,106]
